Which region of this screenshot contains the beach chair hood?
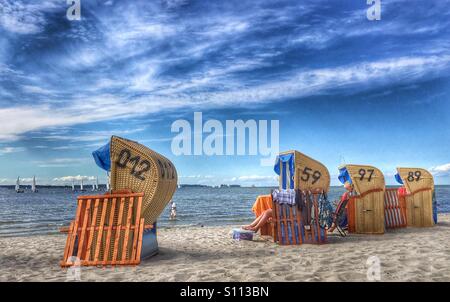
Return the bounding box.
[338,166,352,185]
[92,136,178,225]
[394,173,403,185]
[275,151,330,191]
[92,142,111,171]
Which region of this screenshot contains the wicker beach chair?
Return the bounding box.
[61,136,178,267]
[109,136,178,225]
[395,167,435,227]
[339,165,385,234]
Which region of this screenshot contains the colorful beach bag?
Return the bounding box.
[232,229,254,241]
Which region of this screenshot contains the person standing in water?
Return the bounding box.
[169,201,177,220]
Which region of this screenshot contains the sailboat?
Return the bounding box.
[106,172,110,191]
[71,179,75,191]
[31,176,38,193]
[80,178,85,191]
[91,182,95,191]
[15,177,24,193]
[95,176,99,191]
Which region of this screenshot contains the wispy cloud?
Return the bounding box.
[0,146,25,154]
[53,175,97,182]
[2,54,449,142]
[430,163,450,176]
[32,157,90,168]
[0,0,60,34]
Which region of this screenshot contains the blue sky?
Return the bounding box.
[0,0,449,186]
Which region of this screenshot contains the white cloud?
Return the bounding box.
[2,55,448,142]
[0,0,59,34]
[21,85,54,95]
[53,175,96,182]
[0,146,25,154]
[33,157,90,168]
[429,163,450,176]
[232,175,278,182]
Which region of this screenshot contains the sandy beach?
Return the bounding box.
[1,214,450,282]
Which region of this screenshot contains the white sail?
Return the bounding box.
[15,177,20,191]
[71,179,75,191]
[95,176,99,190]
[106,172,110,191]
[80,179,84,191]
[32,176,37,192]
[91,183,95,191]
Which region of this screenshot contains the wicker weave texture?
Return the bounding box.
[110,136,177,224]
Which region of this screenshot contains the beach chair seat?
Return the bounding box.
[384,188,407,229]
[60,191,152,267]
[272,190,327,245]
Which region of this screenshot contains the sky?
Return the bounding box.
[0,0,449,186]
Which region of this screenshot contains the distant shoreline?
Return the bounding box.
[1,185,449,188]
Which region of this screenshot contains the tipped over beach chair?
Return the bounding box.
[60,191,157,267]
[61,136,178,267]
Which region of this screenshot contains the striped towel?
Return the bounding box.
[272,189,296,205]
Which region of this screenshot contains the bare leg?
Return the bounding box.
[248,209,273,232]
[242,215,264,230]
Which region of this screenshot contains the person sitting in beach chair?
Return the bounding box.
[329,181,353,236]
[242,208,273,232]
[242,192,275,234]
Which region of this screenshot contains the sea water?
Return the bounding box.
[0,186,449,237]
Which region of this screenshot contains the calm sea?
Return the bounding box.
[0,186,449,237]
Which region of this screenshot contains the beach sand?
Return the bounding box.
[1,214,450,282]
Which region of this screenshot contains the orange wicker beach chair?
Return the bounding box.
[61,136,177,267]
[60,191,154,267]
